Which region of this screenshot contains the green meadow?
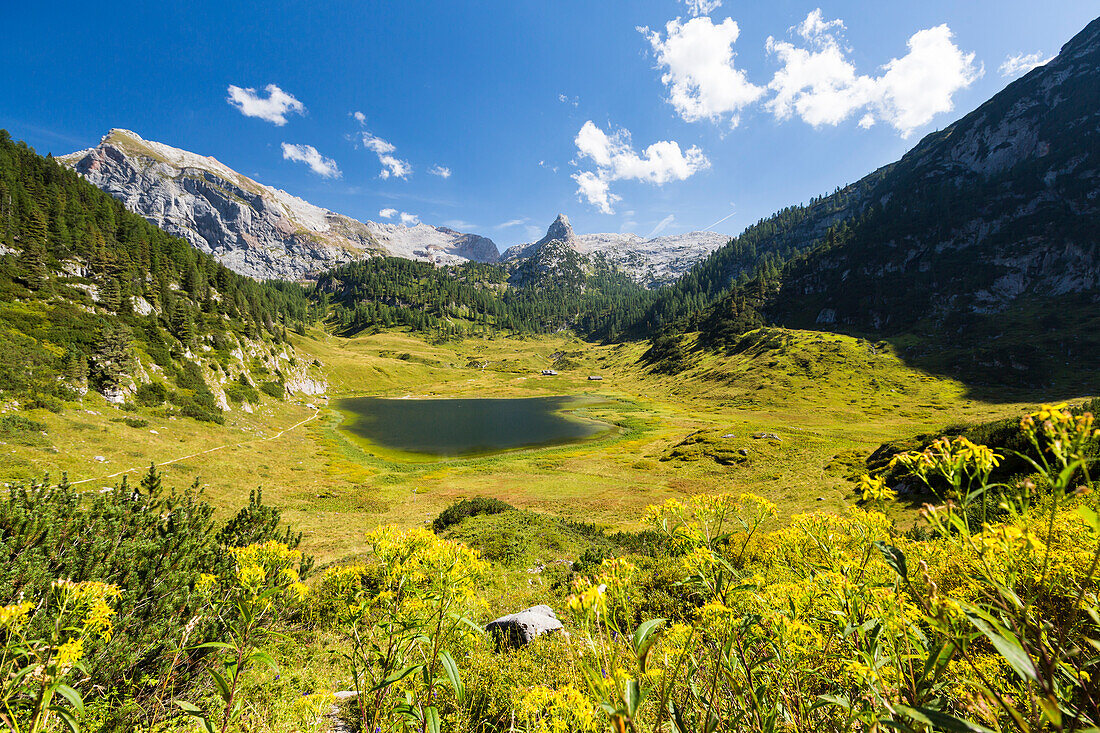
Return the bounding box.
[4,326,1074,565]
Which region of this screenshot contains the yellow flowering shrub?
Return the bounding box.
[0,579,119,731]
[517,684,599,732]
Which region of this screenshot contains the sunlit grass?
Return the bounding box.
[3,325,1089,566]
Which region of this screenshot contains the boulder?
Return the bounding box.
[752,432,781,441]
[486,605,563,650]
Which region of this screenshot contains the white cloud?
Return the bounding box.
[226,84,305,125]
[648,214,675,237]
[357,132,412,179]
[352,110,367,124]
[571,121,710,214]
[428,165,452,178]
[280,143,340,178]
[497,218,528,229]
[681,0,722,17]
[796,8,844,40]
[558,93,579,107]
[765,11,981,137]
[379,208,398,219]
[620,217,638,233]
[999,51,1052,78]
[399,212,420,226]
[443,219,478,230]
[640,17,765,127]
[573,171,621,215]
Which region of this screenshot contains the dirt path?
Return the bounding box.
[70,406,321,487]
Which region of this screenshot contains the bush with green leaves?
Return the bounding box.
[259,381,284,400]
[432,497,515,533]
[133,381,169,407]
[0,415,48,447]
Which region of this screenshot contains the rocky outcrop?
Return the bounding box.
[364,222,500,265]
[503,214,729,288]
[58,130,500,280]
[58,130,382,280]
[485,605,563,649]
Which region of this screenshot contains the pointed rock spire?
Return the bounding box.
[538,213,576,246]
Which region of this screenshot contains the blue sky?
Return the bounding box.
[3,1,1096,250]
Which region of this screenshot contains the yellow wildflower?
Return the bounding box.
[0,601,34,633]
[54,637,84,674]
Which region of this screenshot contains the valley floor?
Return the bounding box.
[2,326,1089,564]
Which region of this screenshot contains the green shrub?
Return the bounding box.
[260,380,285,399]
[432,497,515,533]
[224,374,259,404]
[216,489,314,579]
[176,399,224,424]
[134,381,169,407]
[0,468,219,692]
[21,393,63,413]
[0,414,48,446]
[110,416,148,428]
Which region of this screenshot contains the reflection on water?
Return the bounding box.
[335,396,606,456]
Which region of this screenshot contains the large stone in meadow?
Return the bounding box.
[485,605,563,650]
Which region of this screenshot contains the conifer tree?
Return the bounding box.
[89,321,134,390]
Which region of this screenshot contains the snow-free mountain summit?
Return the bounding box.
[60,131,730,285]
[58,130,501,280]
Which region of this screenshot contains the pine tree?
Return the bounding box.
[139,462,162,497]
[171,299,194,344]
[89,321,134,390]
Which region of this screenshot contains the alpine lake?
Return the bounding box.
[334,395,613,459]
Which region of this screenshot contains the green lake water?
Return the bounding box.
[335,396,608,457]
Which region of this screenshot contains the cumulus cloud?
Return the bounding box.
[640,17,765,128]
[428,165,452,178]
[280,143,341,178]
[357,132,412,179]
[648,214,675,237]
[226,84,305,125]
[571,121,710,214]
[379,208,398,219]
[999,51,1052,78]
[558,93,579,106]
[352,110,367,124]
[681,0,722,17]
[399,212,420,226]
[765,10,981,137]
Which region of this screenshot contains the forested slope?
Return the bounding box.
[0,132,319,418]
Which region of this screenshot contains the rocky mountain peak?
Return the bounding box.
[58,131,501,279]
[540,213,576,246]
[500,214,729,288]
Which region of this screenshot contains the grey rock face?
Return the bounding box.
[502,214,729,288]
[59,130,382,281]
[58,130,501,280]
[485,605,563,649]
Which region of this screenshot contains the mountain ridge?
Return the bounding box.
[60,134,728,287]
[639,14,1099,353]
[58,130,502,280]
[503,213,729,288]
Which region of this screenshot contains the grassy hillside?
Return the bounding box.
[0,131,321,424]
